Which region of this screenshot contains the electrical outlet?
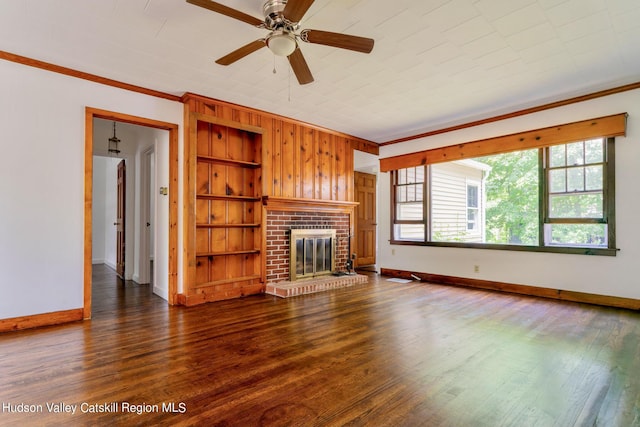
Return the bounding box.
[474,265,480,273]
[391,249,396,256]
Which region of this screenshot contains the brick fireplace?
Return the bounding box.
[266,210,351,283]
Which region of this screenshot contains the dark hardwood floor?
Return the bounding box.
[1,264,639,426]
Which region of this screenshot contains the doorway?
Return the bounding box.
[354,171,377,268]
[84,108,178,320]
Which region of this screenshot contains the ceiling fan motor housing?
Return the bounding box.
[263,0,299,30]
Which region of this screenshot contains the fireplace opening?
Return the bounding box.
[290,229,336,281]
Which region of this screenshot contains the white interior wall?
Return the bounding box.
[0,59,182,320]
[103,157,119,270]
[154,132,170,300]
[91,157,108,264]
[379,88,640,300]
[91,156,120,269]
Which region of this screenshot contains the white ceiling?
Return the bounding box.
[1,0,640,143]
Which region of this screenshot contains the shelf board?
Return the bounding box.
[193,275,262,289]
[196,250,260,257]
[196,223,260,228]
[196,194,260,202]
[197,155,260,168]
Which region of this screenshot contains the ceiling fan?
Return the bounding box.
[186,0,375,84]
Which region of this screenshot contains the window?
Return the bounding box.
[545,139,608,247]
[466,182,479,231]
[392,166,425,241]
[390,138,616,255]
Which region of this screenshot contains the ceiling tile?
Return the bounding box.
[491,3,548,36]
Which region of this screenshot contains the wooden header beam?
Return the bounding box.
[380,113,628,172]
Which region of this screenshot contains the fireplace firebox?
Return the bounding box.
[289,229,336,281]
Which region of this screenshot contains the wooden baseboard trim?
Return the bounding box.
[177,285,265,307]
[380,268,640,311]
[0,308,84,333]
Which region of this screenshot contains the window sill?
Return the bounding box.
[389,240,618,256]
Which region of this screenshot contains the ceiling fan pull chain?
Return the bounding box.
[273,55,277,74]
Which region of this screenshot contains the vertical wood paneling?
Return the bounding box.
[335,137,347,201]
[301,127,315,199]
[282,122,296,198]
[318,132,333,200]
[345,139,354,202]
[272,120,283,197]
[262,119,273,198]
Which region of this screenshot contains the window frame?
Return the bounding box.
[541,138,613,249]
[389,138,617,256]
[391,166,427,242]
[465,180,480,233]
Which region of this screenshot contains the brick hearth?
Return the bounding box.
[266,274,368,298]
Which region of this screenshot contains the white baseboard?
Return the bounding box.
[153,286,168,301]
[92,258,105,265]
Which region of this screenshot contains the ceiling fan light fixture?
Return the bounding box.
[267,31,297,56]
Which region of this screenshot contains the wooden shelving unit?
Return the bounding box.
[183,112,265,305]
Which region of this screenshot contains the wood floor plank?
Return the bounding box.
[0,264,639,426]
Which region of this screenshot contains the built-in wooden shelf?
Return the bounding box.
[186,109,265,304]
[196,155,260,168]
[196,250,260,257]
[196,194,260,202]
[193,275,262,289]
[196,223,260,228]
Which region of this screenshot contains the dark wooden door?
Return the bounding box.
[354,171,376,267]
[116,159,126,279]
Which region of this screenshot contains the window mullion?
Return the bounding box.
[539,148,546,246]
[424,166,429,243]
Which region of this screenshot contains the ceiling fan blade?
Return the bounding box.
[186,0,263,27]
[216,40,266,65]
[301,29,374,53]
[288,48,314,85]
[283,0,315,23]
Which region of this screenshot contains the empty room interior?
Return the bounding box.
[1,0,639,425]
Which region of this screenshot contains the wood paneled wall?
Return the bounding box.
[183,93,377,203]
[181,93,377,305]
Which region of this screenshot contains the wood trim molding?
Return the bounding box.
[380,268,640,311]
[381,81,640,146]
[0,309,84,333]
[262,196,358,214]
[0,50,182,102]
[380,113,628,172]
